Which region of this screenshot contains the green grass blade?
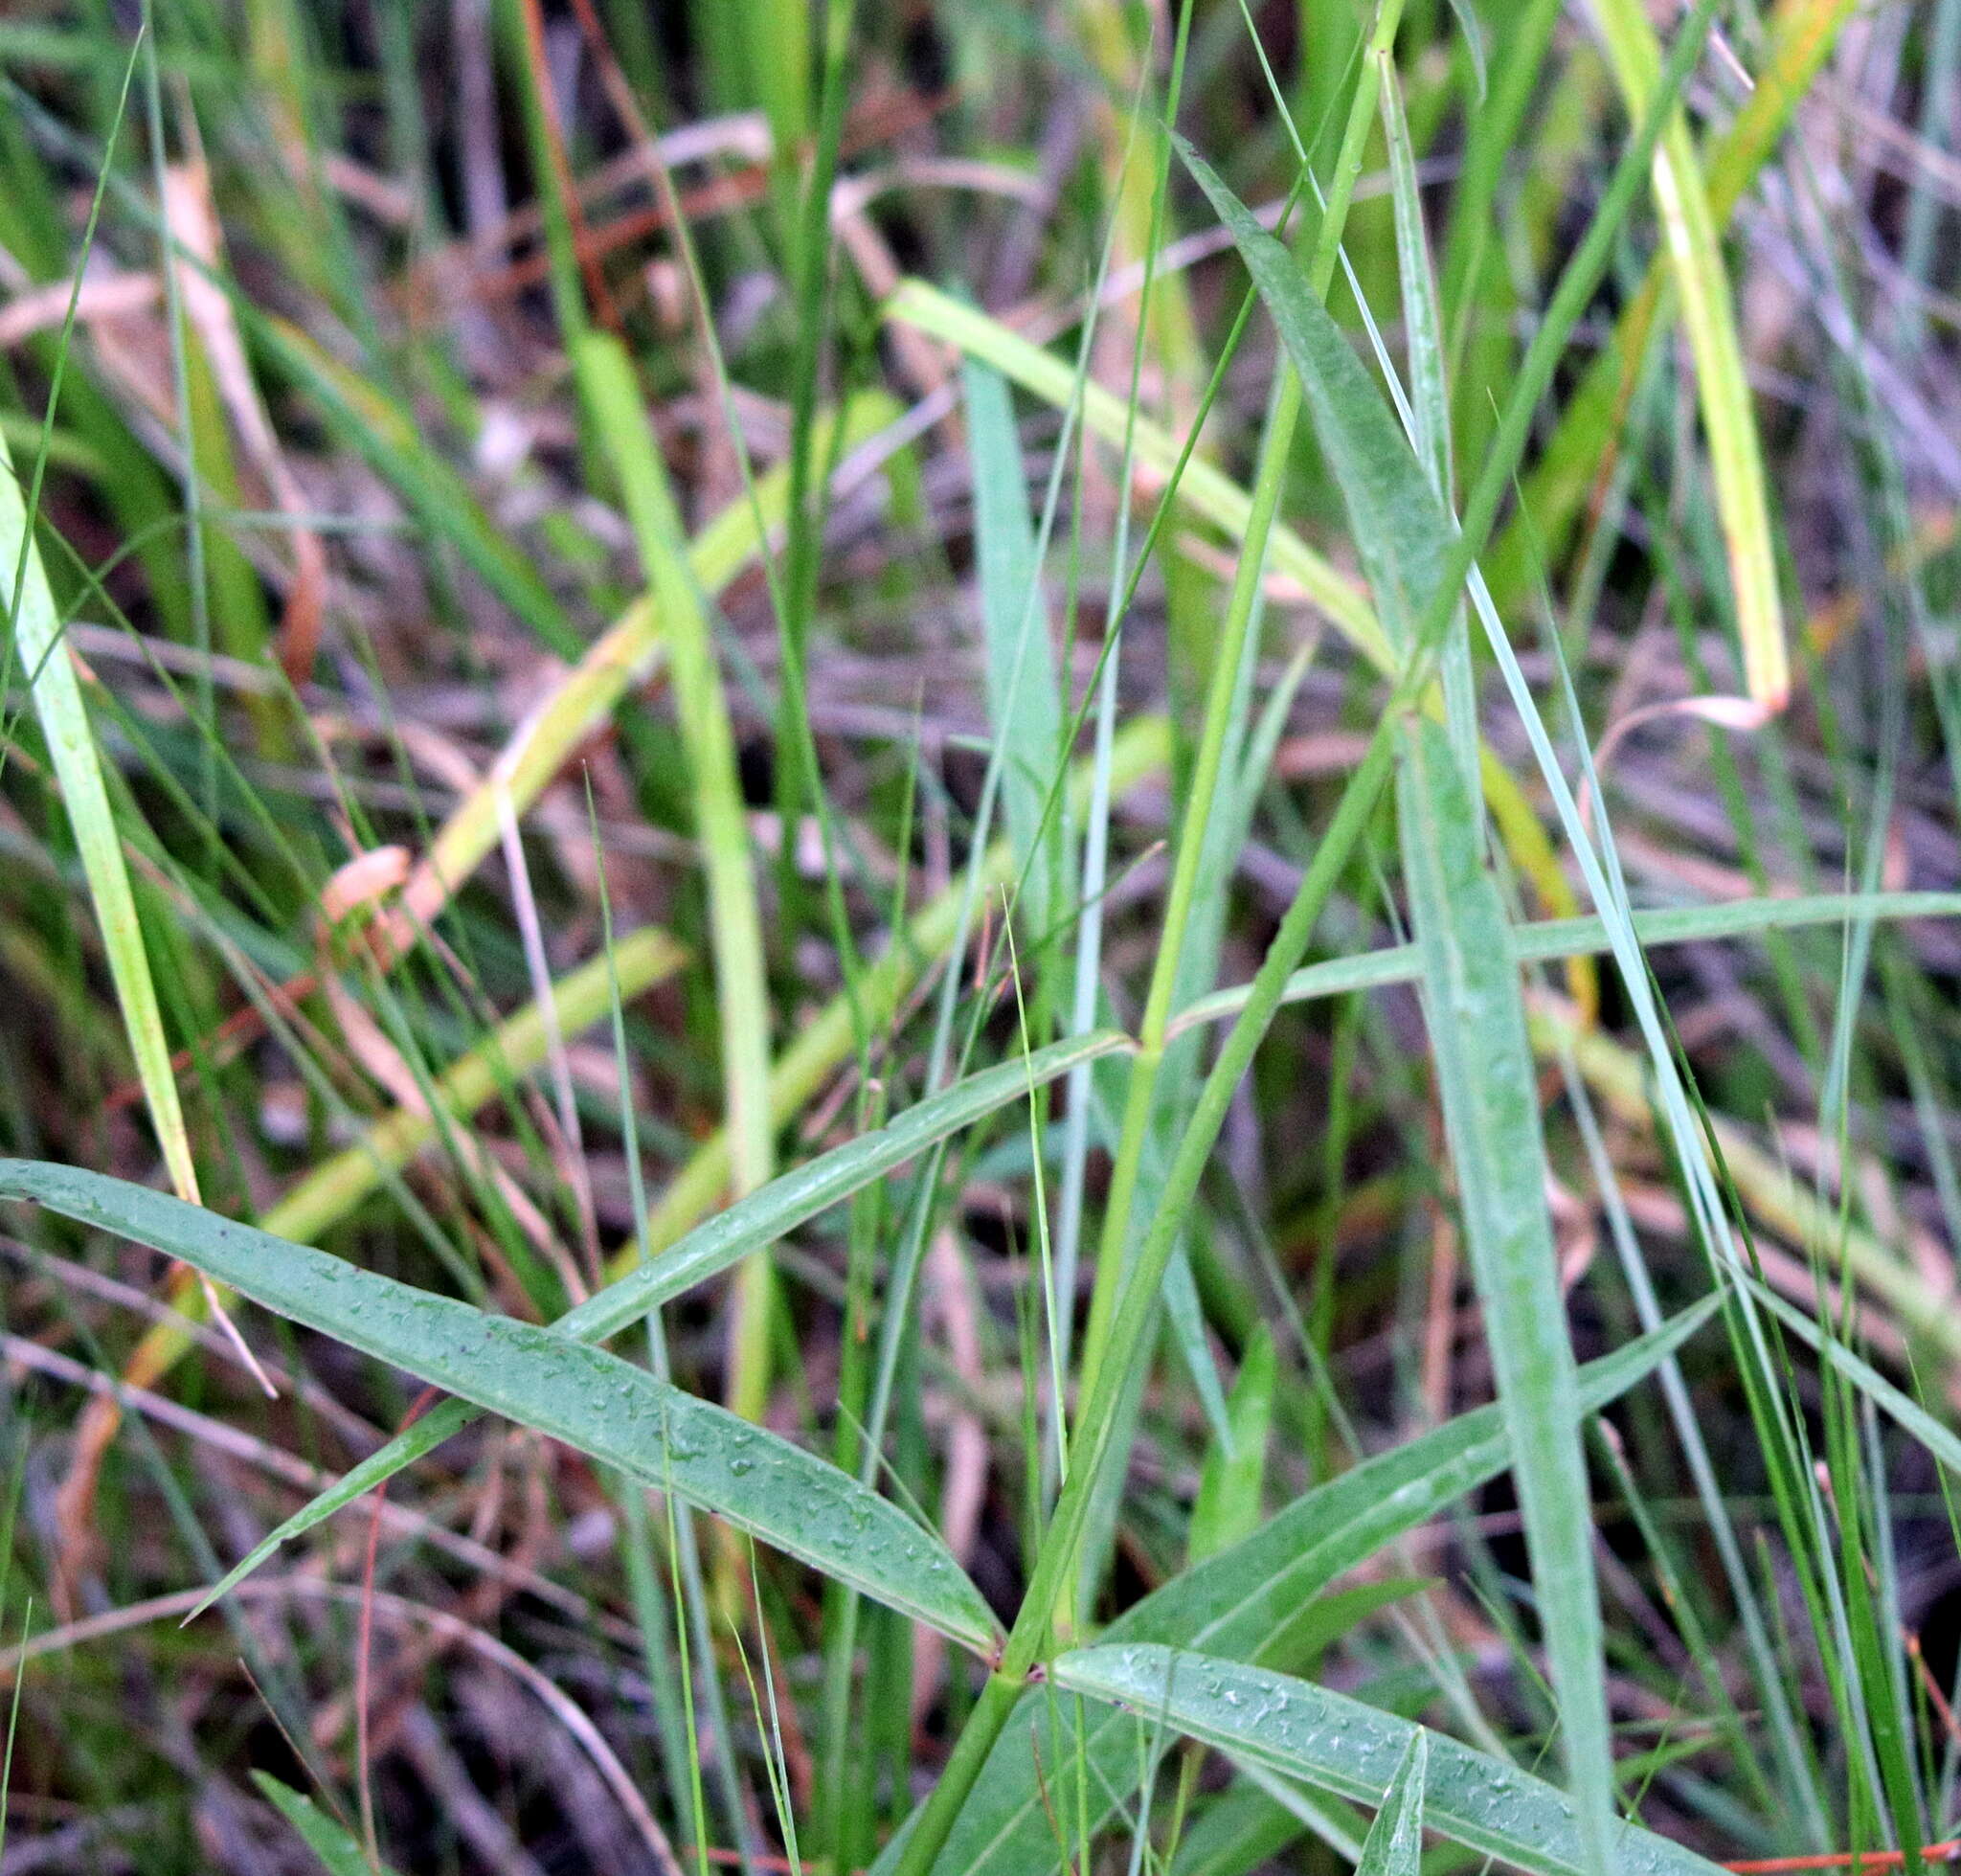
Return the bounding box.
[1174,139,1446,659]
[1397,718,1615,1871]
[1050,1645,1727,1876]
[1187,1324,1274,1564]
[1074,13,1407,1611]
[1168,1783,1302,1876]
[1171,891,1961,1032]
[1357,1733,1426,1876]
[575,328,778,1426]
[964,356,1071,940]
[1742,1277,1961,1481]
[182,1028,1132,1614]
[626,713,1169,1269]
[1175,132,1617,1869]
[873,1300,1719,1876]
[1379,57,1478,821]
[253,1772,403,1876]
[0,432,199,1207]
[577,1031,1131,1334]
[0,1158,1004,1656]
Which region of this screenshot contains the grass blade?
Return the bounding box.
[1174,142,1446,656]
[1178,135,1618,1869]
[0,431,199,1208]
[1590,0,1788,709]
[1398,717,1615,1869]
[875,1300,1719,1876]
[1187,1325,1274,1564]
[1357,1733,1426,1876]
[0,1158,1005,1656]
[964,356,1070,939]
[1051,1644,1728,1876]
[1171,890,1961,1032]
[183,1028,1132,1614]
[575,328,778,1427]
[253,1773,404,1876]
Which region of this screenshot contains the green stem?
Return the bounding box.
[772,0,858,923]
[891,3,1727,1866]
[1072,0,1407,1555]
[890,716,1401,1876]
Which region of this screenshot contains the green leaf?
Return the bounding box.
[252,1773,401,1876]
[1179,127,1619,1868]
[1188,1324,1274,1563]
[1172,890,1961,1035]
[1357,1733,1426,1876]
[1447,0,1489,101]
[1259,1578,1433,1680]
[964,356,1069,938]
[0,430,198,1207]
[575,328,778,1424]
[1379,57,1480,825]
[0,1159,1003,1657]
[1051,1645,1727,1876]
[1175,137,1450,655]
[182,1029,1131,1615]
[1397,718,1615,1872]
[873,1300,1718,1876]
[1743,1275,1961,1480]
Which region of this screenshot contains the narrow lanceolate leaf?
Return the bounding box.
[558,1030,1133,1339]
[1358,1734,1427,1876]
[179,1028,1132,1614]
[578,328,773,1209]
[1171,889,1961,1034]
[1181,134,1618,1872]
[1052,1646,1727,1876]
[1380,58,1479,824]
[873,1301,1720,1876]
[1176,138,1448,658]
[1187,1324,1274,1563]
[0,433,198,1206]
[252,1774,402,1876]
[1399,719,1615,1872]
[0,1160,1003,1657]
[1589,0,1787,709]
[964,357,1069,937]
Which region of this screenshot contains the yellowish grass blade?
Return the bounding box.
[387,390,896,953]
[267,925,686,1245]
[1573,0,1788,707]
[885,281,1389,668]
